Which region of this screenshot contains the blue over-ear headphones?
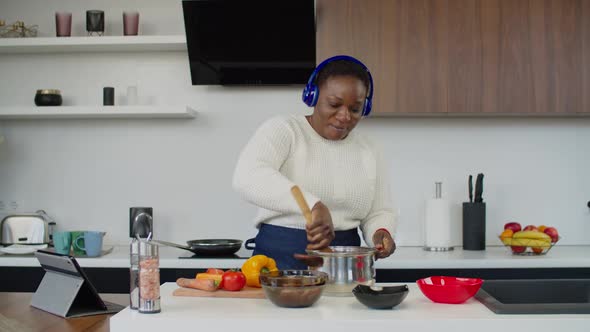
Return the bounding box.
[302,55,374,116]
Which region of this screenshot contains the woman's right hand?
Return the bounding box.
[305,201,334,250]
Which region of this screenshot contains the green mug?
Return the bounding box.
[71,231,86,256]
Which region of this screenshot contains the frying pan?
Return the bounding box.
[153,239,243,256]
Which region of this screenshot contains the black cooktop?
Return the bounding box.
[178,248,252,259]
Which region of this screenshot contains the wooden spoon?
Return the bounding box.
[290,185,312,225]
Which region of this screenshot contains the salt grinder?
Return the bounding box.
[138,239,161,313]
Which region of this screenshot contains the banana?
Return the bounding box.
[511,238,551,247]
[501,231,553,249]
[513,231,551,241]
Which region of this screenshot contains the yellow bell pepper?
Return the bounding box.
[241,254,278,288]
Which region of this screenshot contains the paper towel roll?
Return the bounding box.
[425,198,452,248]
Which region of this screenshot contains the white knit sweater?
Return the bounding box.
[232,114,396,246]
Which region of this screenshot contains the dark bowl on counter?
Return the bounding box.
[35,89,62,106]
[259,270,328,308]
[352,284,409,309]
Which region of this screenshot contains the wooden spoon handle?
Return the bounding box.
[290,185,312,225]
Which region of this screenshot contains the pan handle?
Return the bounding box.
[244,238,256,250]
[152,240,193,251]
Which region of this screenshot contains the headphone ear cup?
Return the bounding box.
[363,98,372,116]
[302,83,319,107]
[302,84,312,106]
[309,85,319,107]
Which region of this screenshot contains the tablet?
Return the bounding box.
[31,250,125,318]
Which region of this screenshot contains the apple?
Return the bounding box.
[523,225,538,232]
[532,247,544,254]
[543,227,559,242]
[511,246,526,253]
[504,222,522,233]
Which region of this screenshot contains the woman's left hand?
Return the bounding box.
[373,229,395,259]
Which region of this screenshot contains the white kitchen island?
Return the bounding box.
[110,282,590,332]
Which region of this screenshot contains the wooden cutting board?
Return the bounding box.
[173,286,266,299]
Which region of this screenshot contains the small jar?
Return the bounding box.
[138,241,161,313]
[34,89,62,106]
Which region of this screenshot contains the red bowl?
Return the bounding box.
[416,276,483,304]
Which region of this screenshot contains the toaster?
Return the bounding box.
[0,210,56,245]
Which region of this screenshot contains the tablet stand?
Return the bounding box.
[31,254,124,318]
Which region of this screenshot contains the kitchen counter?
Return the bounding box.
[0,292,128,332]
[1,245,590,269]
[2,245,590,294]
[110,282,590,332]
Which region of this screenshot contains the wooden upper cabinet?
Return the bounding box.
[448,0,482,114]
[317,0,589,115]
[315,0,397,115]
[583,0,590,113]
[482,0,583,114]
[316,0,448,115]
[393,0,449,115]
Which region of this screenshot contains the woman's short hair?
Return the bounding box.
[315,59,371,94]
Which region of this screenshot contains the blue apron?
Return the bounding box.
[247,223,361,269]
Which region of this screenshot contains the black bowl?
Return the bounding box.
[35,89,62,106]
[352,284,409,309]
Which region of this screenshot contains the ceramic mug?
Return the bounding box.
[53,231,72,255]
[70,231,86,255]
[74,231,106,257]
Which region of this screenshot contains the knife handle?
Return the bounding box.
[474,173,484,203]
[291,185,312,225]
[468,175,473,203]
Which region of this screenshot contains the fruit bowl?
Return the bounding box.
[499,235,560,256]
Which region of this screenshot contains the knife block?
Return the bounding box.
[462,202,486,250]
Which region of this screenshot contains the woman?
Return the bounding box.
[233,55,396,269]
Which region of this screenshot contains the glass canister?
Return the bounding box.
[138,240,161,313]
[129,238,140,310]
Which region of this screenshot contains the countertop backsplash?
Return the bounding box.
[1,0,589,246]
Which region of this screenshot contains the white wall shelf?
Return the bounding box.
[0,35,186,54]
[0,106,197,119]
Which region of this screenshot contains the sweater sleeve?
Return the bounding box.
[232,116,320,215]
[359,142,397,246]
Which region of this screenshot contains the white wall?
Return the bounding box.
[1,0,589,247]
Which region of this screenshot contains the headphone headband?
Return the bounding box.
[302,55,374,116]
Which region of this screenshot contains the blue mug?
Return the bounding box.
[74,231,106,257]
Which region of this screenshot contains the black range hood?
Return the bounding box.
[182,0,316,86]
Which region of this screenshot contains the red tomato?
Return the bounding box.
[206,268,225,275]
[221,271,246,291]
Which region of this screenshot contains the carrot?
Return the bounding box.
[176,278,217,291]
